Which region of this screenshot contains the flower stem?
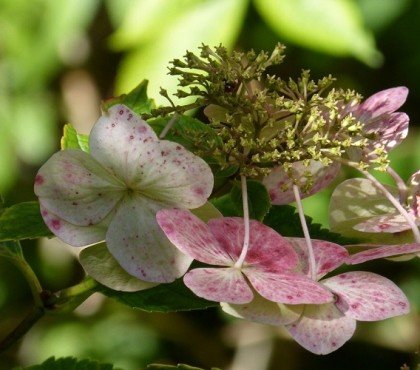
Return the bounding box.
[159,113,179,139]
[293,185,317,281]
[234,175,250,269]
[338,158,420,243]
[387,166,408,204]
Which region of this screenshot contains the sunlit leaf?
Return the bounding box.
[254,0,382,66]
[0,201,52,242]
[98,278,218,312]
[110,0,249,104]
[13,356,120,370]
[60,124,89,152]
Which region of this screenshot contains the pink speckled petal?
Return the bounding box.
[156,209,233,266]
[347,243,420,264]
[89,104,157,179]
[184,267,253,304]
[39,204,108,247]
[286,303,356,355]
[208,218,298,272]
[35,150,124,226]
[244,269,334,304]
[287,238,348,279]
[322,271,410,321]
[368,112,409,152]
[353,213,418,233]
[263,160,340,205]
[221,294,303,325]
[106,196,192,283]
[408,170,420,215]
[357,87,408,118]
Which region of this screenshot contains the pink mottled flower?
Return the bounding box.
[263,160,340,205]
[285,240,410,354]
[348,87,409,161]
[222,238,410,354]
[35,104,214,283]
[347,243,420,265]
[156,209,333,305]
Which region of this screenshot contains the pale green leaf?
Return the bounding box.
[190,202,223,222]
[60,124,90,152]
[79,244,159,292]
[254,0,382,66]
[112,0,249,104]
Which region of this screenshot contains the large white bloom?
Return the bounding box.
[35,104,214,283]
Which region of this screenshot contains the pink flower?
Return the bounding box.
[156,209,333,305]
[221,238,410,354]
[35,104,214,283]
[349,87,409,161]
[286,240,410,354]
[263,160,340,205]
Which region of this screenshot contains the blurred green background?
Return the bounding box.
[0,0,419,369]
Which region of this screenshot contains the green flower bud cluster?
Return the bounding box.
[153,44,385,177]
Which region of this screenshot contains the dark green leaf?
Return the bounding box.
[210,193,239,217]
[0,241,24,259]
[102,80,155,116]
[147,364,209,370]
[230,179,271,221]
[13,356,120,370]
[264,205,355,244]
[0,201,52,242]
[60,124,89,152]
[98,278,218,313]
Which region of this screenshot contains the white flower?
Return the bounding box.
[35,104,214,283]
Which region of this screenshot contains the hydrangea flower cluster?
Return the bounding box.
[34,44,419,355]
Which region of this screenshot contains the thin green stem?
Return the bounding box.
[234,176,250,269]
[293,185,317,281]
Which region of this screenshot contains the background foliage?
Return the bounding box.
[0,0,419,369]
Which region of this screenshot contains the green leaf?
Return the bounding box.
[149,115,220,153]
[98,278,218,313]
[147,364,221,370]
[230,179,271,221]
[13,356,120,370]
[264,204,354,245]
[0,201,52,242]
[0,241,24,260]
[60,124,90,152]
[329,178,414,244]
[254,0,382,66]
[80,244,159,292]
[103,80,155,116]
[190,202,223,222]
[210,193,239,218]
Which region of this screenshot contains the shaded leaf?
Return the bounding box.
[98,278,218,312]
[0,241,24,260]
[230,179,271,221]
[102,80,155,116]
[13,356,120,370]
[264,205,354,244]
[147,364,221,370]
[0,201,52,242]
